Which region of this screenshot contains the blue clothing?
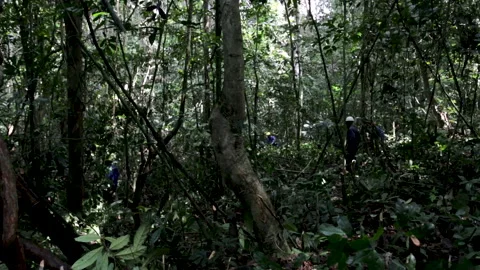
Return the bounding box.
[108,164,120,188]
[376,126,386,141]
[267,135,277,145]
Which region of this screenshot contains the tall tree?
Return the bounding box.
[210,0,289,254]
[17,0,42,192]
[284,0,302,151]
[64,0,85,213]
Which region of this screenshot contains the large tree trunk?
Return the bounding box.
[1,138,77,268]
[0,138,27,269]
[64,0,85,213]
[210,0,289,255]
[17,176,85,264]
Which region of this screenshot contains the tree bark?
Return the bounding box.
[210,0,289,255]
[214,0,222,103]
[16,176,85,264]
[0,138,18,255]
[64,0,85,213]
[0,138,27,269]
[21,238,71,270]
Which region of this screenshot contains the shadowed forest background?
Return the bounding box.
[0,0,480,269]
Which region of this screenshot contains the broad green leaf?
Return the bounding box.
[149,228,162,246]
[109,235,130,251]
[337,216,353,236]
[319,224,346,237]
[116,245,147,260]
[371,227,384,241]
[239,229,245,249]
[71,247,103,270]
[349,238,370,251]
[327,249,347,268]
[133,223,150,249]
[283,222,298,232]
[105,237,116,243]
[95,251,109,270]
[75,234,101,243]
[107,263,114,270]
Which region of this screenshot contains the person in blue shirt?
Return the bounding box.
[345,116,361,172]
[265,132,278,146]
[107,161,120,190]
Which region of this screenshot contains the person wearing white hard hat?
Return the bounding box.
[345,116,360,172]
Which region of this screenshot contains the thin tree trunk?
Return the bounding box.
[203,0,211,123]
[252,6,260,157]
[284,1,301,150]
[342,0,348,119]
[123,118,131,206]
[164,0,191,144]
[294,1,303,151]
[18,0,42,192]
[359,0,372,119]
[210,0,289,255]
[214,0,222,103]
[64,0,85,213]
[0,42,3,86]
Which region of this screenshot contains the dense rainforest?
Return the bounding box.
[0,0,480,269]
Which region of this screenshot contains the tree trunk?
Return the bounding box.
[418,54,445,130]
[359,0,371,119]
[210,0,289,255]
[19,0,42,193]
[252,6,260,157]
[284,1,301,151]
[203,0,211,123]
[0,138,27,270]
[214,0,222,103]
[64,0,85,213]
[16,176,85,264]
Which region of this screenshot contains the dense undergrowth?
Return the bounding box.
[4,130,480,270]
[252,132,480,269]
[48,132,477,269]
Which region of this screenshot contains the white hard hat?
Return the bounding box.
[345,116,355,122]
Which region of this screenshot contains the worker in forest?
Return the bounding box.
[265,132,278,146]
[345,116,361,172]
[107,161,120,191]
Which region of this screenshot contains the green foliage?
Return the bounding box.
[1,0,480,268]
[72,223,152,270]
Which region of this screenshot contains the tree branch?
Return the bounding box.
[21,238,71,270]
[101,0,125,32]
[80,0,226,222]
